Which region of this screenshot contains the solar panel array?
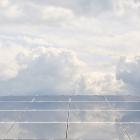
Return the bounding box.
[0,95,140,139]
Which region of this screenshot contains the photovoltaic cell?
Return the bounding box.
[0,95,139,139]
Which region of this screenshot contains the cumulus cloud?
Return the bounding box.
[0,0,139,96]
[0,35,122,95]
[116,56,140,94]
[0,40,30,80]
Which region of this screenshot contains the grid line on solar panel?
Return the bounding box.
[0,96,139,114]
[0,95,139,139]
[0,122,140,124]
[0,109,140,111]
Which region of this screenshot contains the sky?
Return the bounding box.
[0,0,140,139]
[0,0,140,95]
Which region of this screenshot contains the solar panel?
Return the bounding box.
[0,95,140,139]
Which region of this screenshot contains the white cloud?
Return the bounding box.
[0,0,139,96]
[116,56,140,94]
[5,5,21,18]
[113,0,140,16]
[0,36,122,95]
[0,0,9,8]
[42,6,75,26]
[0,45,88,95]
[0,39,30,80]
[0,0,22,21]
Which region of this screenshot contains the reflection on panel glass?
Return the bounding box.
[0,95,139,139]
